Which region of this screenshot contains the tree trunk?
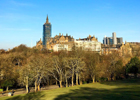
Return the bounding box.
[47,76,49,86]
[38,84,40,91]
[56,80,57,85]
[35,80,37,92]
[108,77,111,81]
[72,73,74,87]
[50,77,52,85]
[79,74,82,85]
[92,75,95,83]
[76,73,79,85]
[26,76,29,93]
[66,78,68,87]
[6,86,9,91]
[59,81,62,88]
[59,75,62,88]
[111,73,113,80]
[72,67,74,87]
[113,74,116,80]
[26,84,28,93]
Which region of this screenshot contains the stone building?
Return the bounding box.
[74,35,101,53]
[101,44,119,55]
[36,38,43,50]
[78,35,98,41]
[102,42,132,56]
[36,34,102,53]
[46,33,74,51]
[119,42,132,56]
[127,42,140,56]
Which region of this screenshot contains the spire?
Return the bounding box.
[46,15,49,23]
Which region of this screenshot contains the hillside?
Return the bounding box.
[1,79,140,100]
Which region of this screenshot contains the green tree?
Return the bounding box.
[1,79,15,91]
[126,57,140,77]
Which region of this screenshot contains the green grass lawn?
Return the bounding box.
[1,79,140,100]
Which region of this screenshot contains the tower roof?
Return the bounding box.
[45,15,50,24]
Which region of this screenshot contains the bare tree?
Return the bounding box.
[0,54,16,91]
[29,55,50,91]
[66,57,85,86]
[103,51,121,80]
[18,65,32,93]
[84,52,100,83]
[62,58,72,87]
[49,56,64,88]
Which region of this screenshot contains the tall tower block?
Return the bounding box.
[103,35,107,45]
[43,15,51,47]
[112,32,117,45]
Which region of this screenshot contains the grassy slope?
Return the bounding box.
[1,79,140,100]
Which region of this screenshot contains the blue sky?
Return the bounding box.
[0,0,140,49]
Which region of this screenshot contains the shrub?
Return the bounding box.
[83,81,87,84]
[99,77,108,82]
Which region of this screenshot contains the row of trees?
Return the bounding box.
[0,44,140,93]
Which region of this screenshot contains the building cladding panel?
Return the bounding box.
[109,38,113,45]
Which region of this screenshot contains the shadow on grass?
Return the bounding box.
[6,91,45,100]
[54,86,140,100]
[100,78,140,86]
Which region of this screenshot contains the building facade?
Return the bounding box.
[103,37,113,45]
[36,38,43,50]
[75,35,101,53]
[112,32,117,45]
[43,15,51,47]
[41,34,101,53]
[117,37,123,44]
[102,42,132,56]
[119,42,132,56]
[46,33,74,51]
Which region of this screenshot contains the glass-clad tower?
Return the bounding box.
[43,15,51,47]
